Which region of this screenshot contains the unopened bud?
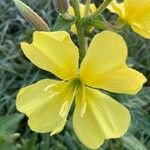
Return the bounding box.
[12,133,21,142]
[54,0,70,14]
[13,0,50,31]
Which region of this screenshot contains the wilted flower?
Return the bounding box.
[55,0,70,14]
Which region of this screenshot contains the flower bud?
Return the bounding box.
[12,133,21,142]
[13,0,50,31]
[54,0,70,14]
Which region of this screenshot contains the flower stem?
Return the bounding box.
[91,0,113,18]
[84,0,91,16]
[70,0,81,18]
[70,0,86,59]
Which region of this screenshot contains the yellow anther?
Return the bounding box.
[81,102,87,118]
[44,84,57,92]
[59,101,69,118]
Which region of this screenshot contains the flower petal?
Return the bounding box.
[89,3,97,14]
[21,31,79,80]
[107,0,125,18]
[129,9,150,38]
[108,0,150,38]
[98,67,147,95]
[80,31,127,87]
[124,0,150,14]
[131,24,150,39]
[16,79,76,134]
[73,86,130,149]
[124,0,150,38]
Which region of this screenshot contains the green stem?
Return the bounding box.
[76,21,86,58]
[70,0,86,59]
[91,0,113,18]
[70,0,81,18]
[84,0,91,16]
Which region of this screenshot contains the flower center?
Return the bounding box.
[69,77,83,91]
[70,78,87,117]
[44,78,86,118]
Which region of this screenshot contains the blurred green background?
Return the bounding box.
[0,0,150,149]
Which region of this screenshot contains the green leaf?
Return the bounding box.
[81,16,107,30]
[0,114,23,142]
[89,19,107,30]
[121,133,148,150]
[0,143,16,150]
[130,106,150,136]
[117,87,150,135]
[64,132,76,150]
[53,15,74,32]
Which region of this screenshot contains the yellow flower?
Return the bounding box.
[107,0,150,39]
[68,3,96,33]
[16,31,146,149]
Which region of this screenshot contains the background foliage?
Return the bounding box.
[0,0,149,149]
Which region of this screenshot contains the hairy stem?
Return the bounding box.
[91,0,113,18]
[70,0,86,59]
[84,0,91,16]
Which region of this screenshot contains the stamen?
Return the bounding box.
[59,101,69,118]
[44,84,57,92]
[49,92,60,98]
[81,102,87,118]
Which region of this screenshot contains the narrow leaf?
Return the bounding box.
[0,114,23,141]
[121,133,148,150]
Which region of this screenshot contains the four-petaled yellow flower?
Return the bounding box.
[16,31,146,149]
[68,3,96,33]
[107,0,150,39]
